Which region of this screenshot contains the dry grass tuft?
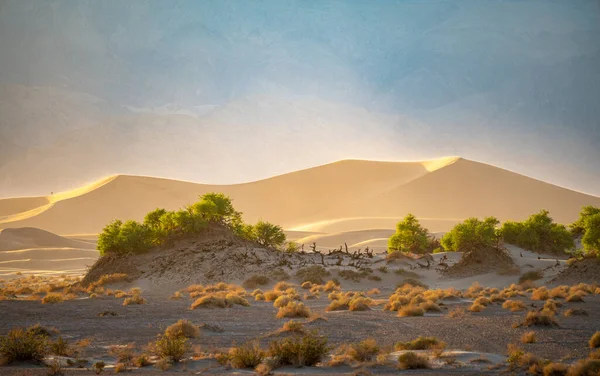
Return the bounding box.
[165,320,200,339]
[268,331,329,367]
[276,301,311,319]
[590,332,600,349]
[448,307,466,318]
[542,362,568,376]
[229,341,264,369]
[521,331,537,344]
[398,305,424,317]
[468,302,485,312]
[503,300,527,312]
[0,327,48,363]
[123,294,146,306]
[564,308,587,317]
[41,293,64,304]
[398,351,429,369]
[523,311,558,327]
[295,266,331,285]
[343,339,380,362]
[395,336,445,351]
[566,293,585,303]
[567,359,600,376]
[531,287,550,301]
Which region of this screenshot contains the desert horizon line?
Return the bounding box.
[3,155,599,201]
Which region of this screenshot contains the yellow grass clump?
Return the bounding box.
[398,305,425,317]
[276,301,311,319]
[521,331,536,344]
[503,300,527,312]
[41,293,64,304]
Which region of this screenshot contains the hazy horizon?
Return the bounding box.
[1,0,599,197]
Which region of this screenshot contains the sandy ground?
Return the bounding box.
[0,279,598,375]
[1,157,599,235]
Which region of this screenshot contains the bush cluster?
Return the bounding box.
[500,210,574,255]
[98,193,287,255]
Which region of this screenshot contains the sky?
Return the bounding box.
[0,0,599,197]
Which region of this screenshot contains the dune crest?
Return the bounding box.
[0,157,599,236]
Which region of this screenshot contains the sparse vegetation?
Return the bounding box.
[398,351,429,369]
[151,334,190,362]
[268,331,329,367]
[165,320,200,339]
[276,301,311,318]
[501,210,574,255]
[388,214,431,254]
[519,270,543,284]
[229,341,264,369]
[590,332,600,349]
[243,275,270,289]
[395,336,445,351]
[345,339,380,362]
[523,311,558,327]
[521,331,537,344]
[441,217,500,252]
[0,327,48,363]
[503,300,527,312]
[41,293,64,304]
[296,265,331,285]
[398,305,425,317]
[123,294,146,306]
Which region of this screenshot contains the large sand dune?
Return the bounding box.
[1,157,599,238]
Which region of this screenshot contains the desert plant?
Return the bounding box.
[295,266,330,285]
[468,302,485,312]
[501,210,574,255]
[441,217,500,252]
[133,354,151,367]
[346,339,379,362]
[564,308,587,317]
[395,337,445,351]
[243,275,270,289]
[276,301,311,319]
[448,307,466,318]
[398,305,424,317]
[398,351,429,369]
[123,294,146,306]
[519,270,543,284]
[521,331,537,344]
[542,362,568,376]
[114,363,127,373]
[590,332,600,349]
[229,341,264,369]
[251,220,287,248]
[165,320,200,339]
[151,334,190,362]
[92,361,105,374]
[190,295,227,309]
[0,327,48,363]
[567,359,600,376]
[388,214,431,254]
[523,311,558,327]
[50,336,71,356]
[503,300,527,312]
[566,293,585,303]
[41,293,64,304]
[268,331,329,367]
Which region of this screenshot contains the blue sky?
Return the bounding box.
[1,0,599,196]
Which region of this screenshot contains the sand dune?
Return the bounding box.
[1,157,599,237]
[295,229,395,249]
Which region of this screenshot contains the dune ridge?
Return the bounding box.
[0,157,599,236]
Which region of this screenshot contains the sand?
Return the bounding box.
[1,157,599,238]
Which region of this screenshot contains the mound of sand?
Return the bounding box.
[0,227,95,252]
[3,157,599,236]
[443,247,519,278]
[550,254,600,285]
[82,224,378,289]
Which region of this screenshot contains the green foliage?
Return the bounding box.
[388,214,430,254]
[97,192,288,255]
[251,220,287,248]
[441,217,500,252]
[0,327,48,363]
[500,210,574,255]
[570,206,600,236]
[578,211,600,256]
[97,220,153,256]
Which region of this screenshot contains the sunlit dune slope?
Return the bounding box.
[0,158,449,234]
[0,227,95,252]
[1,156,599,235]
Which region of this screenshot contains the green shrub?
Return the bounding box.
[570,206,600,236]
[50,336,70,356]
[581,214,600,255]
[388,214,431,254]
[229,341,264,369]
[268,331,329,367]
[441,217,500,252]
[0,327,48,363]
[251,220,287,248]
[501,210,575,255]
